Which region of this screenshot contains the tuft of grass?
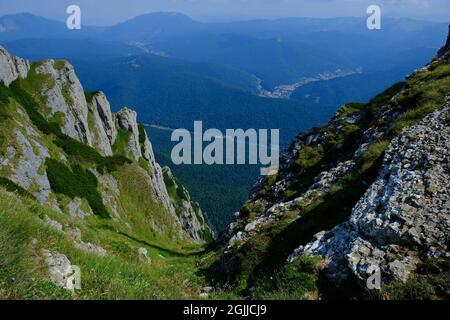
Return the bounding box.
[338,102,365,118]
[0,83,13,123]
[114,164,185,243]
[294,145,325,174]
[388,57,450,136]
[112,128,132,157]
[366,82,406,117]
[138,124,147,156]
[252,256,322,300]
[257,173,278,197]
[240,201,265,222]
[53,60,66,71]
[0,189,73,299]
[359,140,390,173]
[0,177,34,199]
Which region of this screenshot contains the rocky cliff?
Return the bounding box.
[209,28,450,299]
[288,101,449,284]
[0,46,213,243]
[0,46,29,86]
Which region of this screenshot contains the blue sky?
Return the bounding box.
[1,0,449,25]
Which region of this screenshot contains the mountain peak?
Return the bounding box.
[104,11,202,42]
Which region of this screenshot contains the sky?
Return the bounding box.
[1,0,449,25]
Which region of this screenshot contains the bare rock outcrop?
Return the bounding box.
[113,108,173,216]
[116,107,142,160]
[289,103,450,285]
[67,197,92,220]
[141,129,174,212]
[41,249,78,292]
[0,45,29,86]
[162,167,213,242]
[87,92,117,156]
[9,129,52,203]
[35,60,92,145]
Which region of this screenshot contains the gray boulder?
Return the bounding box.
[41,249,78,292]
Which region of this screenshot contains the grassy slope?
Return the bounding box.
[0,187,219,299]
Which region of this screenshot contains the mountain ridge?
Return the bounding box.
[0,45,213,243]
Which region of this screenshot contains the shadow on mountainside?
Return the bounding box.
[98,225,204,257]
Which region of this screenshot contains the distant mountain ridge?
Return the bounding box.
[0,13,102,41]
[1,12,447,90]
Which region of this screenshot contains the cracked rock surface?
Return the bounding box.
[289,103,450,284]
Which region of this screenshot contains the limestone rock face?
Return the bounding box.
[9,129,52,204]
[87,92,117,156]
[116,107,142,160]
[162,167,214,242]
[140,128,173,211]
[289,103,450,285]
[0,45,30,86]
[36,60,92,145]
